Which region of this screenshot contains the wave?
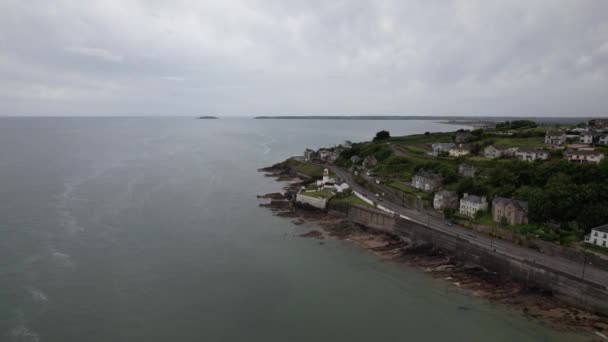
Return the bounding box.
[258,134,276,155]
[10,316,40,342]
[27,287,48,303]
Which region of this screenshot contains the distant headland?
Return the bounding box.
[253,115,594,124]
[197,116,219,119]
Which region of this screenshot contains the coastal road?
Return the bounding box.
[319,163,608,288]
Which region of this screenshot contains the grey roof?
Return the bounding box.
[567,149,604,156]
[414,169,442,181]
[436,190,457,197]
[493,197,528,212]
[459,163,476,170]
[516,147,547,154]
[546,131,565,136]
[432,143,456,150]
[462,194,484,203]
[593,224,608,233]
[486,144,513,151]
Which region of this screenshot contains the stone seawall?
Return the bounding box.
[331,202,608,315]
[296,193,329,209]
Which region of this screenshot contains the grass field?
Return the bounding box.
[287,159,325,178]
[387,181,431,199]
[490,136,545,147]
[330,194,375,208]
[301,188,333,199]
[403,145,427,154]
[582,242,608,256]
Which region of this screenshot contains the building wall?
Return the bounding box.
[492,203,527,225]
[459,200,486,217]
[586,229,608,247]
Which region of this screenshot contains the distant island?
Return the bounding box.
[197,116,218,119]
[253,115,594,124]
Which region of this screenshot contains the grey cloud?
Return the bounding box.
[0,0,607,116]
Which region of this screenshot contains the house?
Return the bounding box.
[458,164,477,177]
[589,119,608,129]
[545,131,566,146]
[363,155,378,168]
[563,149,605,164]
[318,150,338,163]
[412,170,443,192]
[584,224,608,248]
[459,194,488,218]
[304,149,316,162]
[514,148,549,162]
[432,143,456,156]
[483,145,517,158]
[492,197,528,225]
[350,155,361,164]
[455,131,471,143]
[433,190,459,210]
[333,181,350,193]
[599,134,608,146]
[448,144,470,157]
[580,131,602,144]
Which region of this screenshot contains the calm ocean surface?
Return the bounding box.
[0,117,582,341]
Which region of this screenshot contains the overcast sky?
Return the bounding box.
[1,1,607,117]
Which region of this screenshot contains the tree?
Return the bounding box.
[374,130,390,141]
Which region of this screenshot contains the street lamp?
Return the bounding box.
[582,253,589,280]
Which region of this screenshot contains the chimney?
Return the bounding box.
[463,193,469,197]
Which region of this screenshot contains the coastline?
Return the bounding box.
[258,162,608,338]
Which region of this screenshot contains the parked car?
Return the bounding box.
[444,221,453,227]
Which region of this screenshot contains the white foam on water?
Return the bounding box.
[259,134,275,155]
[10,321,40,342]
[26,287,47,302]
[56,179,85,234]
[50,249,74,268]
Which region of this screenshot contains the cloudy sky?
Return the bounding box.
[1,1,607,117]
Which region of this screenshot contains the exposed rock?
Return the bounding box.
[300,230,324,239]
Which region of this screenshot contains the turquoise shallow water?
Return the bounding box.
[0,117,584,341]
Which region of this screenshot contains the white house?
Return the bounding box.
[333,182,350,193]
[564,150,605,164]
[580,132,600,144]
[432,143,456,156]
[448,144,470,157]
[318,150,338,162]
[483,145,517,159]
[459,194,488,218]
[600,134,608,146]
[515,148,549,162]
[585,224,608,248]
[545,131,566,146]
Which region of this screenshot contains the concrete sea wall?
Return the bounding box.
[331,203,608,315]
[295,193,329,209]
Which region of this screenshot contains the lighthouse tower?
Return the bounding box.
[322,168,330,184]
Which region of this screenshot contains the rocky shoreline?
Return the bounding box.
[258,163,608,338]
